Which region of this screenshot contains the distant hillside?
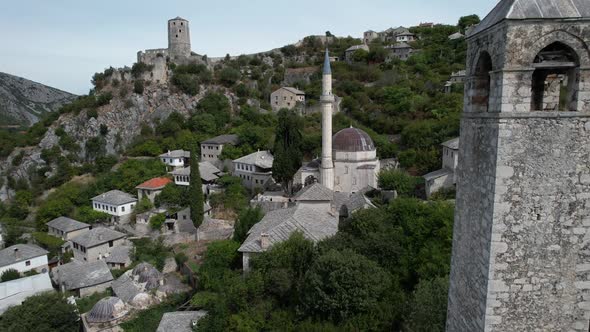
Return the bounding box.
[0,72,77,127]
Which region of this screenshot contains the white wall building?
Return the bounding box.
[159,150,190,171]
[0,244,49,275]
[92,190,138,223]
[233,151,274,191]
[70,227,127,262]
[423,137,459,198]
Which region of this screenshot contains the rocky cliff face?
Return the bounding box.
[0,77,236,201]
[0,72,77,126]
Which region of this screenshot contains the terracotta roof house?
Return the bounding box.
[136,177,172,203]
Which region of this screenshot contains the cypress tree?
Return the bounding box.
[190,140,204,228]
[272,109,303,194]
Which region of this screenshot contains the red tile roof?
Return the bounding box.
[135,177,172,190]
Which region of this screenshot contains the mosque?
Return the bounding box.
[294,50,381,193]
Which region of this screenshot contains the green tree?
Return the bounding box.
[405,277,449,332]
[0,291,79,332]
[378,169,422,196]
[301,249,391,322]
[149,213,166,230]
[233,207,264,243]
[272,109,303,194]
[0,268,20,282]
[218,67,241,87]
[190,141,204,228]
[458,14,480,32]
[135,197,154,214]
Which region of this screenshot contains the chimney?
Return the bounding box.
[260,233,270,250]
[98,234,104,241]
[13,247,20,259]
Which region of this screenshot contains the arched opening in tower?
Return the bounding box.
[472,51,492,112]
[531,42,580,112]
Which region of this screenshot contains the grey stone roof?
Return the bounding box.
[112,273,141,303]
[157,311,208,332]
[448,32,465,40]
[470,0,590,37]
[0,244,48,268]
[47,217,90,233]
[202,134,239,145]
[423,168,454,181]
[233,150,274,169]
[346,44,370,52]
[159,149,190,158]
[56,260,113,290]
[106,246,132,264]
[323,49,332,75]
[170,162,221,182]
[441,137,460,150]
[71,227,126,248]
[91,190,137,205]
[238,204,338,253]
[346,188,377,213]
[281,87,305,95]
[87,296,127,323]
[294,183,333,202]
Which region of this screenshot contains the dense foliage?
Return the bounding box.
[193,197,454,330]
[0,292,79,332]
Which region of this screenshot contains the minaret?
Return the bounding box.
[320,49,334,190]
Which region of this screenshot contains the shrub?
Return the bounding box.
[87,108,98,119]
[131,62,154,78]
[134,80,145,94]
[1,268,21,282]
[149,213,166,230]
[218,67,240,87]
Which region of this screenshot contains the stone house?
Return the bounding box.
[170,162,221,195]
[423,137,459,198]
[386,42,414,61]
[135,177,172,204]
[345,44,370,63]
[105,246,132,269]
[238,183,338,271]
[200,134,240,169]
[363,30,379,44]
[47,216,91,241]
[53,260,113,297]
[396,32,416,42]
[0,244,49,275]
[70,227,127,262]
[159,150,190,171]
[233,150,274,191]
[270,87,305,112]
[91,190,137,223]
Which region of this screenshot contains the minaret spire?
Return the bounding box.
[320,49,335,190]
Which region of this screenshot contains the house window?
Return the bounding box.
[25,260,31,266]
[344,166,349,174]
[109,240,113,247]
[122,206,126,212]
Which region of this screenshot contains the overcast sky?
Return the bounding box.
[0,0,496,95]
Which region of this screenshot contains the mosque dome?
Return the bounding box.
[132,262,162,283]
[332,127,375,152]
[87,297,127,323]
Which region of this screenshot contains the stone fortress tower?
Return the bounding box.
[168,17,191,60]
[446,1,590,331]
[320,49,335,190]
[137,17,205,70]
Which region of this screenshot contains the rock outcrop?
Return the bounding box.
[0,72,77,126]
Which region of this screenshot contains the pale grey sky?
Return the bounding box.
[0,0,497,94]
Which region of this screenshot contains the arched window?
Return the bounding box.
[531,42,580,111]
[472,52,493,112]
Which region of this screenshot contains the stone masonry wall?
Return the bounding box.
[446,116,499,331]
[485,114,590,331]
